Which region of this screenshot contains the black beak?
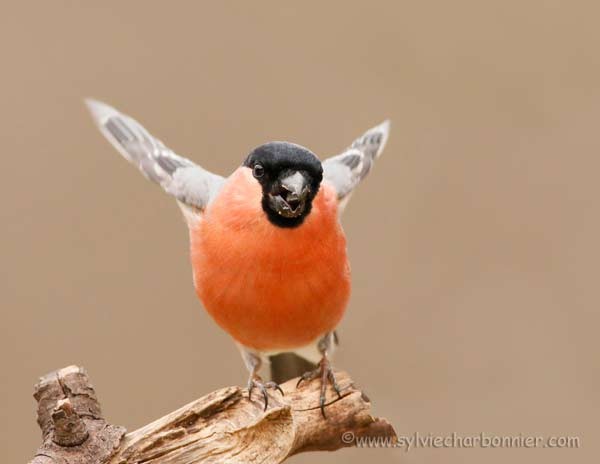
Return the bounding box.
[268,171,310,218]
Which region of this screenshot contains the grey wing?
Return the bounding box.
[322,120,390,212]
[85,99,225,212]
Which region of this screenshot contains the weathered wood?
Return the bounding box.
[30,366,126,464]
[29,366,396,464]
[51,398,89,446]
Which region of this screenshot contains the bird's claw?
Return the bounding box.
[247,376,284,411]
[296,356,342,418]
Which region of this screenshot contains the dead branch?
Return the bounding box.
[28,365,396,464]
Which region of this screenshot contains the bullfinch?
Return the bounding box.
[86,100,390,416]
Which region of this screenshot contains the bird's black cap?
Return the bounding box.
[244,142,323,228]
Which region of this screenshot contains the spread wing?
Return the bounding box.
[322,120,390,212]
[85,99,225,213]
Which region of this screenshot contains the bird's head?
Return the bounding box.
[243,142,323,228]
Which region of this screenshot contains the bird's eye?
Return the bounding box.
[253,164,265,178]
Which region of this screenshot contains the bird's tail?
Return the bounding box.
[269,353,316,384]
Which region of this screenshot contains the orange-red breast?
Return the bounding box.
[86,99,390,414]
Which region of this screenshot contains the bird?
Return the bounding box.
[85,99,390,416]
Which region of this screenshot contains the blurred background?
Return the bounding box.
[1,1,598,463]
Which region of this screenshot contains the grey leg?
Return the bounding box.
[239,346,283,411]
[296,332,342,418]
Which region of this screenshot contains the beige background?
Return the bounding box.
[1,1,598,463]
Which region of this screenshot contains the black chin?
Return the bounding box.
[262,196,312,228]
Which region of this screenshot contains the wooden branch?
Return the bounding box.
[29,366,126,464]
[29,365,396,464]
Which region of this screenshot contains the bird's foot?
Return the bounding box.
[296,356,342,418]
[247,375,284,411]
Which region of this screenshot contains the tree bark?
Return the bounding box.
[28,365,396,464]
